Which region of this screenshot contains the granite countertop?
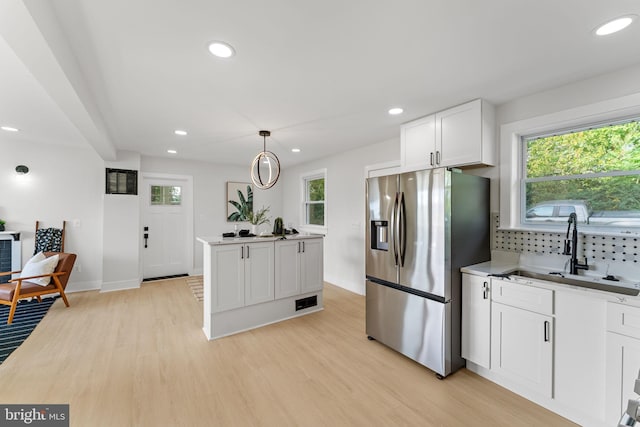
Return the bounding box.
[197,233,323,245]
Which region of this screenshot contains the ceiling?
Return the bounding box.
[1,0,640,167]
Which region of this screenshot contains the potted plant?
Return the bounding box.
[247,206,270,235]
[0,220,5,232]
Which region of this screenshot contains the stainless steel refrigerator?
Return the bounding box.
[365,168,489,378]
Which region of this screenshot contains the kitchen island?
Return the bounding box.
[197,233,324,340]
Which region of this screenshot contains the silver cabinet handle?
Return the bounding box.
[430,152,434,166]
[544,320,550,342]
[241,246,244,259]
[302,241,305,253]
[297,242,301,253]
[436,150,441,165]
[246,245,250,258]
[482,281,489,299]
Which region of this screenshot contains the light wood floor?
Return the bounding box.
[0,280,576,427]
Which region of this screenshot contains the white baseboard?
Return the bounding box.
[100,279,141,293]
[66,280,102,293]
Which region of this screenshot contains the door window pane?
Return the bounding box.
[151,186,182,205]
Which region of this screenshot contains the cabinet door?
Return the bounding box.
[244,242,275,306]
[461,274,491,369]
[300,239,323,293]
[400,114,436,171]
[211,244,244,312]
[435,99,482,167]
[606,332,640,423]
[275,240,301,299]
[491,302,553,397]
[555,290,606,422]
[605,302,640,423]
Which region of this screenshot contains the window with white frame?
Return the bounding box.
[302,171,326,228]
[522,119,640,228]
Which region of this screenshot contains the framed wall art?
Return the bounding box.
[227,182,253,222]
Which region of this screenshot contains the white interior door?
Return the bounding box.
[142,175,192,279]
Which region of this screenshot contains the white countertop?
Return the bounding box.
[462,258,640,303]
[197,233,324,245]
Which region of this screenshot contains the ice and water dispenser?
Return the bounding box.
[370,220,389,251]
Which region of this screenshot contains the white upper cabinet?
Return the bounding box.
[400,99,495,172]
[400,114,436,172]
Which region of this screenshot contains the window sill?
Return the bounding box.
[499,225,640,237]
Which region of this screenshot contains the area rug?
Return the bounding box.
[0,297,57,364]
[186,276,204,302]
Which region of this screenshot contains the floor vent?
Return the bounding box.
[295,295,317,311]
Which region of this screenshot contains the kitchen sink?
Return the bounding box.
[503,269,640,296]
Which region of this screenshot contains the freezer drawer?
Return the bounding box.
[366,280,451,376]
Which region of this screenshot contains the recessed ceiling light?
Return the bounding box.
[208,41,235,58]
[388,107,404,115]
[291,148,301,153]
[174,130,187,136]
[1,126,19,132]
[167,149,177,154]
[595,15,636,36]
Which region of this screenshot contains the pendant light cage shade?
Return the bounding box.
[250,131,281,189]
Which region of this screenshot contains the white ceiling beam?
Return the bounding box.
[0,0,117,160]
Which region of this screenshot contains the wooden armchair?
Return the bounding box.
[0,252,76,324]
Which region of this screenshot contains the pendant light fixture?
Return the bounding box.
[250,130,281,189]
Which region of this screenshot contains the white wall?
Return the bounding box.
[101,151,141,291]
[141,156,283,274]
[0,140,104,291]
[281,138,399,295]
[497,63,640,126]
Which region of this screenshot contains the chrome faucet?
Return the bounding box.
[562,212,589,275]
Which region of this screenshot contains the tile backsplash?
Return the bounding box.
[492,213,639,264]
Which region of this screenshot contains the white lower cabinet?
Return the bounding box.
[606,302,640,424]
[461,273,491,369]
[244,241,275,306]
[275,238,323,298]
[491,300,553,397]
[554,290,606,422]
[300,238,323,293]
[462,273,616,426]
[211,242,274,312]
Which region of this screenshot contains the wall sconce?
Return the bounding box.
[15,165,29,175]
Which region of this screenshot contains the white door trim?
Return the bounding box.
[140,172,194,277]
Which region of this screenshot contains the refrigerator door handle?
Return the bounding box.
[391,192,399,266]
[399,191,407,266]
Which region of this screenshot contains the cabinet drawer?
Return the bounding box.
[491,279,553,315]
[607,302,640,339]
